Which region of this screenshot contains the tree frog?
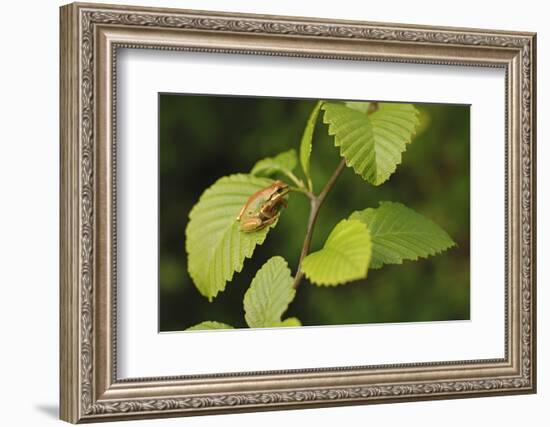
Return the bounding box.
[237,180,290,232]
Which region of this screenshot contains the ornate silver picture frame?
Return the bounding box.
[60,2,536,423]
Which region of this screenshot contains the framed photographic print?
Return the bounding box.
[60,2,537,423]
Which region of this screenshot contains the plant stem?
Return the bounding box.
[317,158,347,207]
[289,186,315,201]
[283,170,306,189]
[292,158,346,289]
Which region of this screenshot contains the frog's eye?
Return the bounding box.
[276,187,284,193]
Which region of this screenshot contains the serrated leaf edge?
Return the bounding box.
[322,102,420,186]
[243,256,295,328]
[185,174,276,301]
[186,321,235,331]
[350,201,456,269]
[302,219,372,287]
[300,101,323,188]
[251,148,298,177]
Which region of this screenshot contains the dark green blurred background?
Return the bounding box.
[159,94,470,331]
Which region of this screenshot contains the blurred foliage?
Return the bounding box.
[159,94,470,331]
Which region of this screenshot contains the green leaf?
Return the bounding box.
[299,101,323,189]
[243,256,297,328]
[278,317,302,327]
[345,101,372,113]
[251,149,297,177]
[301,219,372,286]
[350,201,456,269]
[186,321,234,331]
[186,174,278,301]
[322,101,419,185]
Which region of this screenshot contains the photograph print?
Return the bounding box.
[158,94,470,332]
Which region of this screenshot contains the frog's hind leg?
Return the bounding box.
[240,217,263,232]
[260,214,279,229]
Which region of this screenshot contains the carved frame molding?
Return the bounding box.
[60,2,536,423]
